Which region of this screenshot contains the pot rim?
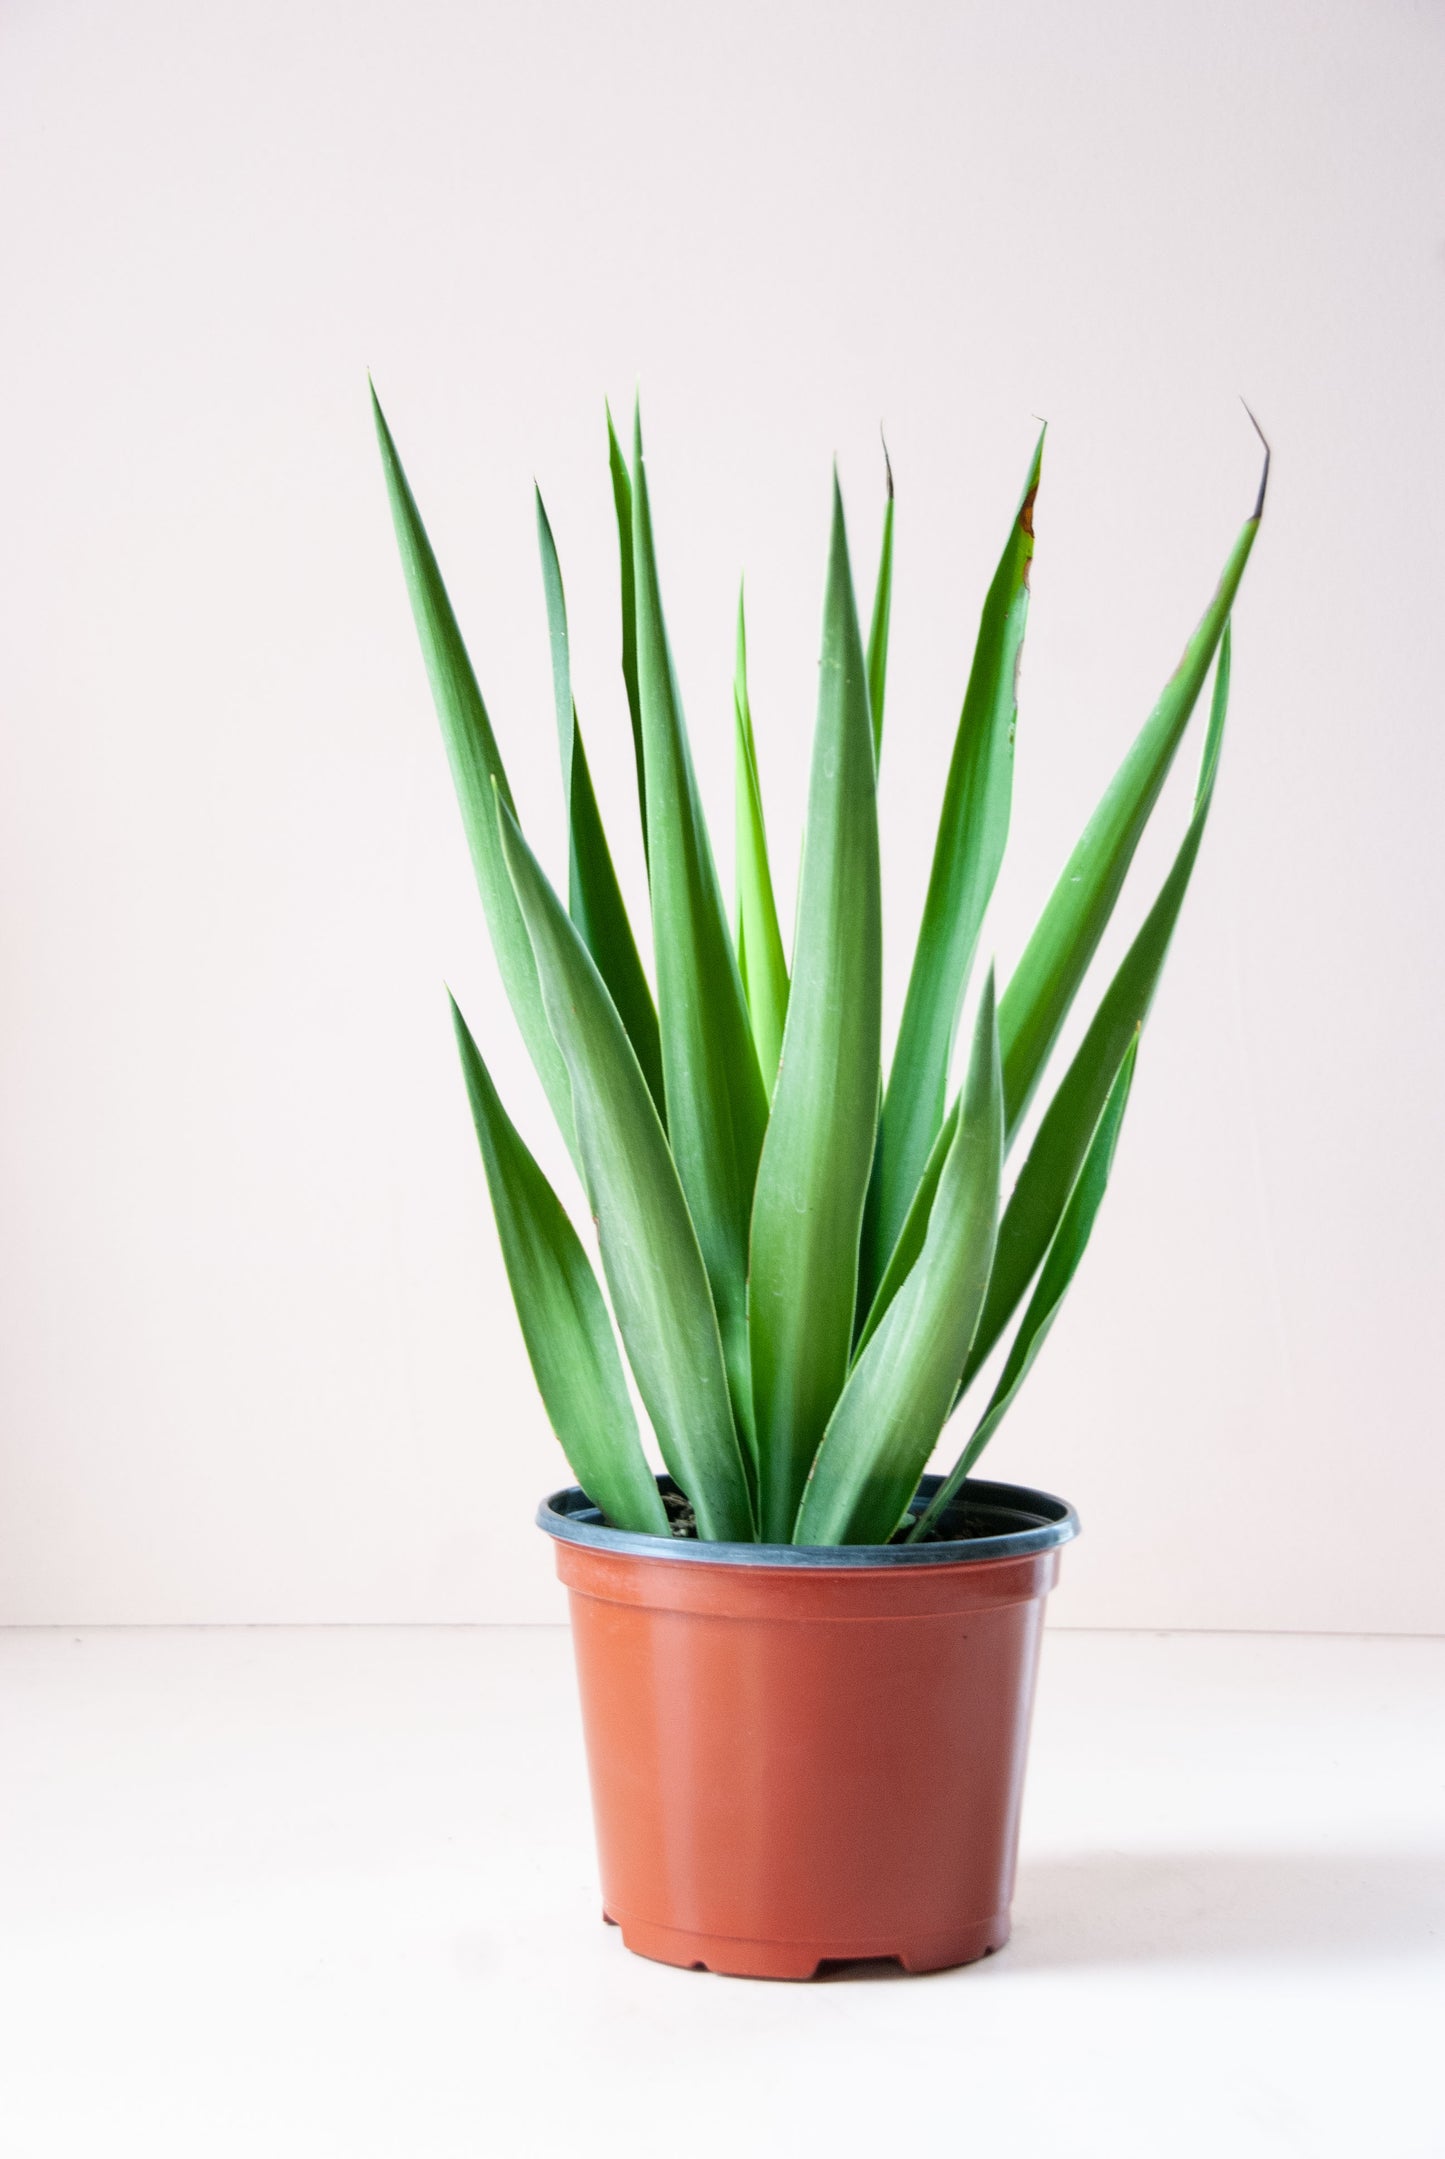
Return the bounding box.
[537,1472,1079,1569]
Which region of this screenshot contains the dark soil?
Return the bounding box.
[656,1488,960,1546]
[662,1490,699,1539]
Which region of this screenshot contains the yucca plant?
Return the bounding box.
[373,388,1266,1546]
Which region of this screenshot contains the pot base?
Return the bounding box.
[602,1906,1010,1980]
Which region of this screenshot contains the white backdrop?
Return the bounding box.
[2,0,1442,1629]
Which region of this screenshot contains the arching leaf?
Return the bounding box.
[449,996,667,1535]
[371,384,576,1156]
[497,797,754,1542]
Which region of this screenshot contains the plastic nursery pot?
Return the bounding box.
[538,1472,1078,1980]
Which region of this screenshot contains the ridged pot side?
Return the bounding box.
[540,1476,1077,1979]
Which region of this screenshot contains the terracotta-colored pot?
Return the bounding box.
[539,1473,1077,1979]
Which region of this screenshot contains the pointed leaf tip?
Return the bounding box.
[733,580,789,1091]
[371,393,578,1156]
[1240,399,1271,519]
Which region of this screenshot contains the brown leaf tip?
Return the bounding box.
[1019,481,1040,586]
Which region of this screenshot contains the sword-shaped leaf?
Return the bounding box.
[449,994,668,1535]
[910,1028,1138,1542]
[497,798,754,1542]
[998,441,1266,1140]
[750,476,883,1540]
[860,429,1042,1313]
[865,439,895,760]
[605,403,648,863]
[535,487,664,1118]
[854,1092,958,1361]
[733,585,789,1092]
[959,624,1233,1404]
[631,406,768,1458]
[371,383,576,1156]
[794,972,1002,1546]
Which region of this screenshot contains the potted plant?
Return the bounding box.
[373,387,1266,1978]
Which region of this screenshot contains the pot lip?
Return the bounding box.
[537,1472,1079,1569]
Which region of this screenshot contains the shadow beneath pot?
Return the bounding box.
[811,1944,1015,1983]
[1008,1848,1445,1970]
[591,1853,1445,1985]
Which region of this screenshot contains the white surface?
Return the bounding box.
[2,1,1444,1628]
[1,1625,1441,2156]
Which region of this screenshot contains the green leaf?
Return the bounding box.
[865,440,895,759]
[749,475,883,1540]
[853,1091,958,1361]
[449,995,668,1535]
[535,487,665,1117]
[631,406,768,1464]
[605,404,648,866]
[911,1028,1138,1541]
[370,383,576,1157]
[998,480,1263,1141]
[860,428,1042,1312]
[794,972,1002,1546]
[958,624,1233,1405]
[496,797,755,1542]
[733,585,790,1091]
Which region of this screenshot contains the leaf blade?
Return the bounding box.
[631,407,768,1460]
[370,383,576,1156]
[911,1029,1139,1540]
[449,996,668,1535]
[749,475,883,1540]
[998,483,1262,1141]
[865,441,895,759]
[733,586,790,1091]
[496,799,754,1542]
[606,403,647,860]
[854,1092,958,1362]
[959,624,1234,1404]
[535,487,665,1116]
[861,428,1042,1308]
[794,972,1002,1546]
